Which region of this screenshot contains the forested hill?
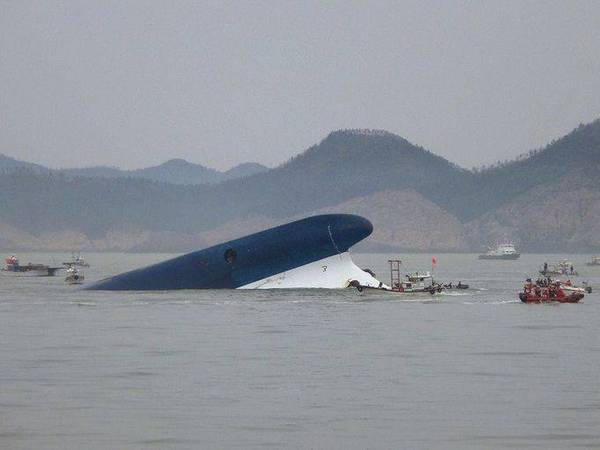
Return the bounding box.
[0,129,470,241]
[1,122,600,252]
[202,129,473,220]
[460,119,600,220]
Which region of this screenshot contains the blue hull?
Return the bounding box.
[85,214,373,290]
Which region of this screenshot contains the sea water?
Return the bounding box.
[1,252,599,449]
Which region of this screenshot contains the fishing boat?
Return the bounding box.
[1,255,62,277]
[391,270,441,293]
[62,253,90,268]
[539,260,577,276]
[478,243,520,260]
[586,256,600,266]
[519,279,583,303]
[350,260,441,295]
[65,266,85,285]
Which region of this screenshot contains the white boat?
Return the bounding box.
[551,279,591,294]
[65,266,85,285]
[586,256,600,267]
[389,271,438,293]
[540,260,577,276]
[351,260,441,295]
[1,256,62,277]
[479,243,520,260]
[62,253,90,268]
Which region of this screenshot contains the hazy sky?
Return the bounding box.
[2,1,600,170]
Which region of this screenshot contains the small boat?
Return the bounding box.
[519,280,583,303]
[62,253,90,268]
[540,260,577,276]
[557,279,592,294]
[65,266,85,285]
[479,243,520,260]
[392,271,442,293]
[350,260,442,295]
[586,256,600,266]
[443,281,469,290]
[1,255,62,277]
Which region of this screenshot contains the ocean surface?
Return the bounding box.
[1,252,599,450]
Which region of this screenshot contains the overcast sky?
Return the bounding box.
[1,1,600,170]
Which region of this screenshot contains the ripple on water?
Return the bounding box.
[2,252,600,450]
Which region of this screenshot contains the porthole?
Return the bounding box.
[224,248,237,264]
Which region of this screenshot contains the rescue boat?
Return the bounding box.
[519,280,584,303]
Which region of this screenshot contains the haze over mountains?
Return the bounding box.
[0,155,268,185]
[1,119,599,252]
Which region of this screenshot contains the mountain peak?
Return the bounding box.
[155,158,202,169]
[334,128,395,137]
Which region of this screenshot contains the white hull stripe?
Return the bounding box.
[238,252,387,289]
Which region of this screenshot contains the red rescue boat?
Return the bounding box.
[519,281,584,303]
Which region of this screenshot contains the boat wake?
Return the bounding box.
[461,299,520,305]
[440,291,471,296]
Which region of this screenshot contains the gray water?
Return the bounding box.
[1,252,599,450]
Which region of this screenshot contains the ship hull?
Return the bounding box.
[478,253,520,260]
[239,252,382,289]
[1,268,55,277]
[519,292,583,303]
[86,214,379,291]
[0,266,61,277]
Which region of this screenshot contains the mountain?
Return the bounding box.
[460,119,600,250]
[1,121,600,252]
[462,119,600,220]
[0,154,268,185]
[222,162,270,180]
[0,153,48,174]
[201,129,473,221]
[130,159,223,184]
[60,166,129,179]
[0,129,470,248]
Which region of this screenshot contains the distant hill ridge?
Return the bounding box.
[1,119,600,252]
[0,154,268,185]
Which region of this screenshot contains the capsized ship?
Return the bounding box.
[86,214,386,290]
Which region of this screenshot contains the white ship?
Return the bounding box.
[478,243,520,260]
[65,266,85,285]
